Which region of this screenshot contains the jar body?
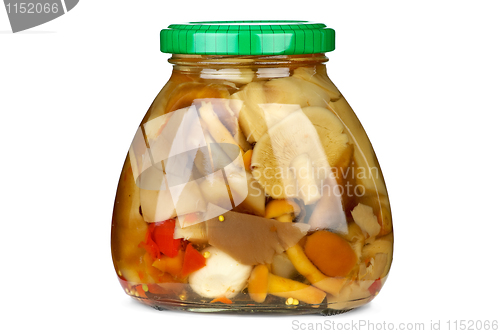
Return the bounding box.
[111,54,393,314]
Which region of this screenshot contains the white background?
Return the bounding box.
[1,1,499,333]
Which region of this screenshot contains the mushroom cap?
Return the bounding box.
[292,66,341,101]
[233,76,331,143]
[301,106,350,169]
[231,82,268,143]
[265,199,301,219]
[264,77,330,107]
[251,110,330,200]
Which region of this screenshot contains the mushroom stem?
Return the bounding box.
[290,154,321,205]
[275,214,294,223]
[286,244,347,296]
[199,101,242,155]
[267,273,326,305]
[248,264,269,303]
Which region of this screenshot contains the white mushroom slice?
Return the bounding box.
[198,171,233,211]
[328,99,388,196]
[189,246,252,299]
[233,77,331,144]
[229,171,266,217]
[233,125,252,152]
[292,66,341,101]
[302,106,350,169]
[139,168,207,222]
[290,153,321,204]
[231,82,267,143]
[362,235,393,279]
[200,68,255,84]
[351,203,381,238]
[362,236,393,258]
[365,253,388,281]
[264,77,330,107]
[340,222,365,262]
[198,101,242,155]
[173,218,208,244]
[308,177,348,233]
[251,110,331,204]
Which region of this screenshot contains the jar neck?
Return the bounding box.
[169,53,329,71]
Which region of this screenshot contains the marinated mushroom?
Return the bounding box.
[264,77,330,108]
[233,76,331,144]
[204,211,309,265]
[286,244,347,296]
[251,110,331,204]
[248,264,269,303]
[270,253,299,279]
[267,273,326,305]
[301,106,350,169]
[307,177,347,232]
[230,81,268,143]
[189,246,252,299]
[265,199,301,223]
[139,167,207,223]
[304,230,357,277]
[292,66,341,101]
[231,171,266,217]
[351,203,381,238]
[200,68,255,85]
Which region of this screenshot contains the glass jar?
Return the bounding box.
[111,21,393,315]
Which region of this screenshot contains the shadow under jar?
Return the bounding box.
[111,21,393,315]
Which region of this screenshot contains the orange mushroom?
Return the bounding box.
[248,264,269,303]
[304,230,357,277]
[264,199,301,223]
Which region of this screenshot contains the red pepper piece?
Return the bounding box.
[152,219,181,258]
[181,243,206,277]
[368,278,382,295]
[138,223,160,260]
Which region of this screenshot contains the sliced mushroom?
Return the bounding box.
[292,66,341,101]
[230,171,266,217]
[351,203,381,238]
[251,110,331,204]
[204,211,309,265]
[198,101,242,157]
[264,76,330,107]
[233,76,331,144]
[308,177,347,232]
[200,68,255,85]
[302,106,350,170]
[230,81,268,143]
[327,99,388,196]
[139,168,207,223]
[173,218,208,244]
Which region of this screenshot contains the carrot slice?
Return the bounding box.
[210,297,233,304]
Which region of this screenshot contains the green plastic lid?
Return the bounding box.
[160,21,335,55]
